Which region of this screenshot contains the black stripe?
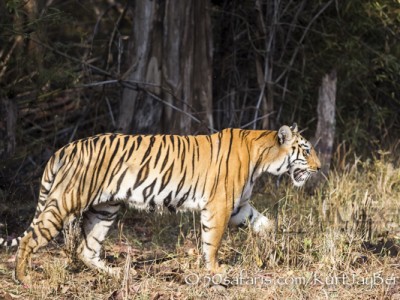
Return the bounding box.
[216,131,223,159]
[170,135,175,150]
[206,135,212,159]
[116,167,129,191]
[192,176,200,200]
[135,135,143,150]
[202,224,215,232]
[175,169,187,196]
[51,144,80,192]
[177,136,181,155]
[160,148,170,172]
[180,137,186,172]
[58,148,65,161]
[209,159,223,199]
[231,205,242,217]
[224,128,234,189]
[191,138,196,173]
[195,137,200,163]
[248,209,254,223]
[89,205,120,219]
[126,188,132,199]
[154,144,163,168]
[48,219,63,232]
[105,138,125,186]
[254,130,273,141]
[27,226,37,240]
[276,156,287,172]
[134,160,150,189]
[163,192,175,213]
[177,188,191,208]
[126,139,136,160]
[143,179,157,202]
[148,197,156,212]
[88,138,109,197]
[140,136,155,164]
[159,162,174,193]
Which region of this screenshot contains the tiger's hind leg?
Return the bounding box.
[14,204,67,284]
[77,203,121,276]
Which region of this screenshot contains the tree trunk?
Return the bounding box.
[26,0,45,70]
[309,70,337,188]
[14,0,45,73]
[118,0,213,134]
[0,98,18,158]
[254,0,276,130]
[117,1,163,134]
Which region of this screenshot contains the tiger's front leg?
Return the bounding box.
[200,201,232,273]
[229,202,274,234]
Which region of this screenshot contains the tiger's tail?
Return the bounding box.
[0,153,61,248]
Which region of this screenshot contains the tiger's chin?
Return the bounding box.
[289,168,311,187]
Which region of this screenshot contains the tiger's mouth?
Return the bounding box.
[289,168,311,187]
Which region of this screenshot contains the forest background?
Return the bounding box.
[1,0,400,174]
[0,0,399,299]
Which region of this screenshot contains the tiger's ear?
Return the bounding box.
[290,123,298,133]
[278,125,293,145]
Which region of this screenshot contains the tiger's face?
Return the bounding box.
[276,124,321,187]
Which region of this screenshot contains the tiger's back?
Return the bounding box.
[47,130,243,212]
[48,129,270,212]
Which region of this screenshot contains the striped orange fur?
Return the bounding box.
[0,124,320,283]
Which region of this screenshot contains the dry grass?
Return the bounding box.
[1,155,399,299]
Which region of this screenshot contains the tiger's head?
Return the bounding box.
[274,123,321,187]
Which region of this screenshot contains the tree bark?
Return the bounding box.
[118,1,163,134]
[254,0,276,130]
[25,0,45,69]
[310,70,337,188]
[0,98,18,158]
[118,0,213,134]
[14,0,45,72]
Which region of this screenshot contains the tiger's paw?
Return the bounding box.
[253,216,274,236]
[108,265,138,280]
[208,264,230,286]
[214,264,229,275]
[12,270,31,287]
[107,266,122,278]
[117,266,139,279]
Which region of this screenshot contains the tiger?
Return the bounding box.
[0,123,320,284]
